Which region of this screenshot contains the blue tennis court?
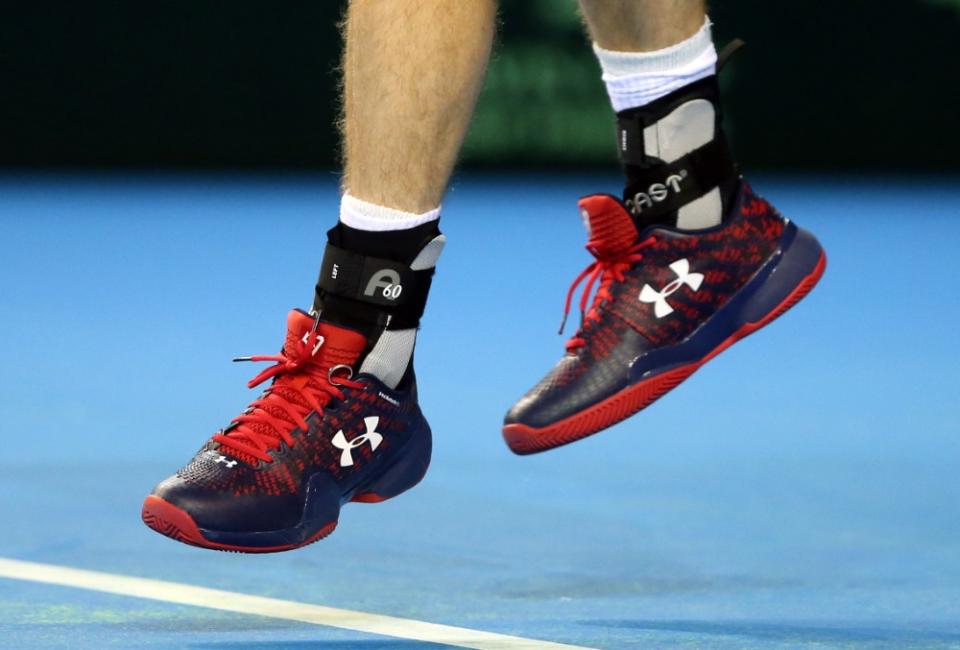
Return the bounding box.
[1,174,958,649]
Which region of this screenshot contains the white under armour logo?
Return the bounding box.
[331,416,383,467]
[639,258,704,318]
[214,454,238,468]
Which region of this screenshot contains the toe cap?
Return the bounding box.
[150,474,302,533]
[505,354,628,429]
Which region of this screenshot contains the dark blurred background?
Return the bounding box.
[2,0,958,172]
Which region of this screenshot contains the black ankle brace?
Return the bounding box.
[314,244,435,330]
[333,220,439,263]
[312,223,443,344]
[616,75,739,229]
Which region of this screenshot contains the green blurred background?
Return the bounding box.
[2,0,958,171]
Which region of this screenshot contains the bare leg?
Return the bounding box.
[578,0,705,52]
[342,0,496,213]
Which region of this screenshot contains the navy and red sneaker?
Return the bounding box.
[144,222,443,552]
[142,309,432,552]
[503,181,825,454]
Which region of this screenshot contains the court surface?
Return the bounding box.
[1,174,958,649]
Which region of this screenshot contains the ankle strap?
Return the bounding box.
[622,135,737,223]
[615,75,723,168]
[315,244,434,328]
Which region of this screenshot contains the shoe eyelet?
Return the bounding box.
[328,364,354,386]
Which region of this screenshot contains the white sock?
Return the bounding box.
[339,193,440,232]
[593,18,717,112]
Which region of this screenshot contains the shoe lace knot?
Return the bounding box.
[559,235,656,351]
[212,328,364,464]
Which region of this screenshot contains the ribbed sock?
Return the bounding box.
[592,18,716,112]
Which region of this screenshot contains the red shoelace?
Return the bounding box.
[213,329,363,464]
[560,236,656,351]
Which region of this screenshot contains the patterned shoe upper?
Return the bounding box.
[153,310,425,532]
[506,181,785,429]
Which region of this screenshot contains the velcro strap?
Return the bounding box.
[622,136,736,221]
[317,244,417,308]
[615,76,721,167]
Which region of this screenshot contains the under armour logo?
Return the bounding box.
[331,416,383,467]
[639,258,704,318]
[214,454,238,468]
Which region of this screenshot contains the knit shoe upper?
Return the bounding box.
[503,180,824,454]
[143,309,432,551]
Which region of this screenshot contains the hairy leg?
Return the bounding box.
[341,0,496,213]
[578,0,705,51]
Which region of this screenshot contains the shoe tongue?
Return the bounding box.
[578,194,639,258]
[283,309,367,370]
[216,310,367,464]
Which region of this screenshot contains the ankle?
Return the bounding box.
[616,77,738,230]
[592,18,738,231]
[311,194,445,388]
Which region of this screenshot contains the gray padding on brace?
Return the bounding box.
[643,99,714,162]
[677,188,721,230]
[359,328,417,389]
[359,235,444,387]
[410,235,445,271]
[643,99,722,229]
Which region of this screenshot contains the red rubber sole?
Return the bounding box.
[503,251,827,455]
[141,495,337,554]
[349,468,428,503]
[351,492,390,503]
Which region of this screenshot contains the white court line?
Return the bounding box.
[0,557,594,650]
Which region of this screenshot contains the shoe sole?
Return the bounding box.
[142,424,432,553]
[503,223,826,455]
[141,495,339,553]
